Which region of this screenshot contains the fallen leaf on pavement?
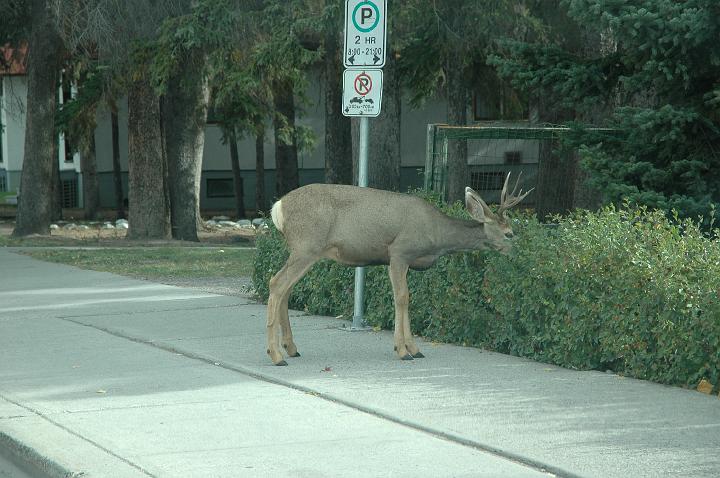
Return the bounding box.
[697,379,713,394]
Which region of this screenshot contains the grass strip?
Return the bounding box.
[23,247,255,280]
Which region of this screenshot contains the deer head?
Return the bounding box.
[465,172,533,253]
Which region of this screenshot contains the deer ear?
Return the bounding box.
[465,187,492,223]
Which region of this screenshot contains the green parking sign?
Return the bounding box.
[343,0,387,68]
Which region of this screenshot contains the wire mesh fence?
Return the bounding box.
[424,124,614,215]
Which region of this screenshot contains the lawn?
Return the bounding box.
[0,191,17,203]
[23,247,256,281]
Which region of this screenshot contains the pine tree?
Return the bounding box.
[492,0,720,221]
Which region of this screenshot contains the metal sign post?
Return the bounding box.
[342,0,386,330]
[351,117,370,329]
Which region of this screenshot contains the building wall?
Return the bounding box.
[401,98,447,167]
[4,70,530,213]
[0,75,28,192]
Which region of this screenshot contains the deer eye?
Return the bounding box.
[504,231,514,239]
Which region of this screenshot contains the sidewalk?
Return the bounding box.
[0,248,718,477]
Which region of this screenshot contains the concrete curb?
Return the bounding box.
[0,431,74,478]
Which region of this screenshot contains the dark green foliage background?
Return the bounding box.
[253,194,720,390]
[490,0,720,223]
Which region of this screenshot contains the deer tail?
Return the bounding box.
[270,200,284,233]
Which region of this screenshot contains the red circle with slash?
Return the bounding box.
[354,72,372,96]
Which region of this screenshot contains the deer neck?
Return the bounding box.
[437,216,488,254]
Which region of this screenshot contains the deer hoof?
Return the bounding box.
[275,360,288,366]
[400,354,414,361]
[284,344,300,356]
[412,351,425,358]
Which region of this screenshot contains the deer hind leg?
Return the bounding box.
[388,260,420,360]
[266,252,317,365]
[279,288,299,357]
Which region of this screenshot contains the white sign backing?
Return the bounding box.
[343,0,387,68]
[342,69,383,117]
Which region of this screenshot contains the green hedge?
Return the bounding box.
[484,207,720,388]
[252,195,720,389]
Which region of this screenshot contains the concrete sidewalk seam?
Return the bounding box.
[60,317,581,478]
[54,302,248,320]
[0,393,156,478]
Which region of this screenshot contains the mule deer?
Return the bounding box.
[266,173,532,365]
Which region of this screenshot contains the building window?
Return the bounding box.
[473,86,528,122]
[206,178,235,198]
[61,177,78,208]
[504,151,522,164]
[60,75,74,162]
[0,175,6,192]
[472,67,530,121]
[470,171,505,191]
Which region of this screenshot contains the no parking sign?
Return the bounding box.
[342,69,383,117]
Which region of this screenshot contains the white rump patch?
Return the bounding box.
[271,200,284,232]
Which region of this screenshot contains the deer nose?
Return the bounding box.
[504,232,514,239]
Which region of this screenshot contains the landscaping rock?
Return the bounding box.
[219,220,240,229]
[237,219,252,228]
[102,223,115,229]
[205,220,218,228]
[64,223,78,230]
[50,224,59,230]
[211,215,230,221]
[116,219,129,227]
[252,218,266,228]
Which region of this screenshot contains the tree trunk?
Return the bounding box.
[13,0,62,237]
[367,51,401,191]
[163,54,210,241]
[255,129,266,213]
[228,130,245,219]
[111,109,125,219]
[127,73,171,240]
[324,26,352,185]
[80,130,99,220]
[445,51,469,204]
[272,78,299,198]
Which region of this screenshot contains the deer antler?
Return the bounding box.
[498,172,534,217]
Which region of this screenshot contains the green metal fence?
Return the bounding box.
[424,124,613,205]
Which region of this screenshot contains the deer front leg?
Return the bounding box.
[389,260,415,360]
[397,279,423,359]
